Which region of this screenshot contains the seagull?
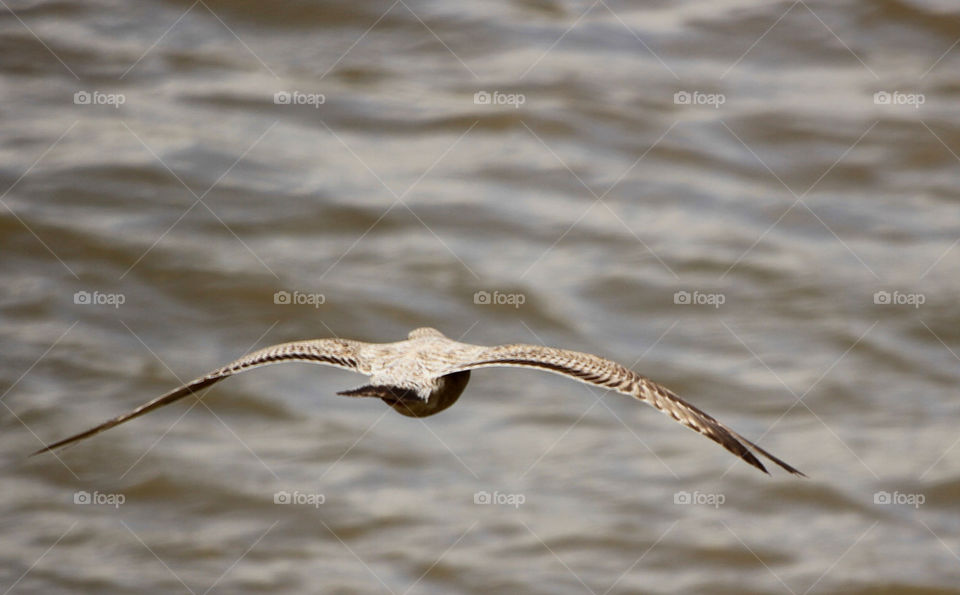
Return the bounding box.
[32,327,804,475]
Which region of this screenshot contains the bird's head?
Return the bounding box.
[408,327,445,340]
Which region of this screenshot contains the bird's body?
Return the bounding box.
[33,327,804,476]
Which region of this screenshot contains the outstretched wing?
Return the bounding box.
[31,339,368,456]
[444,343,804,476]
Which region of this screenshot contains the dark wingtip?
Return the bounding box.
[755,446,806,477]
[742,448,809,477]
[740,449,769,474]
[747,442,807,477]
[29,439,71,458]
[29,444,58,458]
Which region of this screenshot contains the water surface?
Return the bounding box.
[2,0,959,592]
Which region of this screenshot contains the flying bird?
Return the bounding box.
[32,328,804,475]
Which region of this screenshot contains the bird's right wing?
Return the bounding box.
[31,339,368,456]
[444,343,804,476]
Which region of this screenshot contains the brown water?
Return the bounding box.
[2,0,960,592]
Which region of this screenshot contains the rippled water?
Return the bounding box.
[3,0,960,592]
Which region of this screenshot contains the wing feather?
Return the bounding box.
[31,339,366,455]
[446,344,804,476]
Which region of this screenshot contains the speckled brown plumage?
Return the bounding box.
[32,327,804,476]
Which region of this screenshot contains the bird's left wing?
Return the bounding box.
[31,339,368,456]
[444,343,804,476]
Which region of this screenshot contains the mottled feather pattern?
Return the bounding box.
[32,328,803,476]
[446,344,803,475]
[218,339,366,376]
[31,339,365,455]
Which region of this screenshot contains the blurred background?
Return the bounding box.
[2,0,959,592]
